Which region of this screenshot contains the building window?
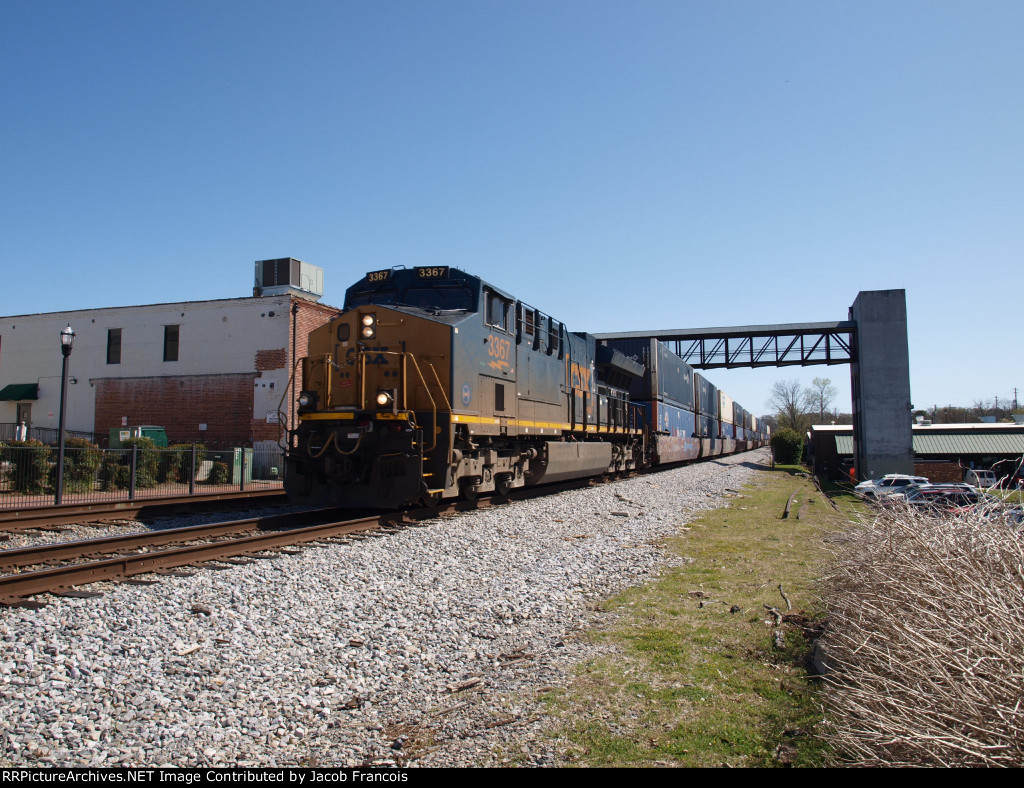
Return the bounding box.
[106,329,121,365]
[163,325,179,362]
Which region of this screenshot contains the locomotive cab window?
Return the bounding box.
[485,290,511,332]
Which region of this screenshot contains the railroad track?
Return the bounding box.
[0,508,406,607]
[0,474,600,606]
[0,489,287,533]
[0,456,760,607]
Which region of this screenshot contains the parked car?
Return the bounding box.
[855,474,930,500]
[963,468,999,488]
[884,480,944,504]
[903,485,989,511]
[948,499,1021,524]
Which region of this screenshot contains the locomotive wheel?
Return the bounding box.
[495,474,513,496]
[460,483,479,502]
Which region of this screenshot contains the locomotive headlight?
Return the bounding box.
[360,314,376,339]
[375,388,397,413]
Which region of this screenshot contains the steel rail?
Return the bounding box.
[0,509,336,572]
[0,514,386,604]
[0,489,287,532]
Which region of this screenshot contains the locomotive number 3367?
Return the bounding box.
[487,334,511,363]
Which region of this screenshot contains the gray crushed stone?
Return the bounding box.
[0,450,769,767]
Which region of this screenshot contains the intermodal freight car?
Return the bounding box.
[284,267,769,508]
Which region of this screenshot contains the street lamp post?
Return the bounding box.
[55,325,75,505]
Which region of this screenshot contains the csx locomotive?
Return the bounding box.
[284,266,768,508]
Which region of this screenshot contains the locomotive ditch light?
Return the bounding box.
[361,313,376,339]
[376,388,397,413]
[297,390,318,412]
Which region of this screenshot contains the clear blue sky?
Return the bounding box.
[2,1,1021,417]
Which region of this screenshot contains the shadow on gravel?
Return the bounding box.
[735,460,774,472]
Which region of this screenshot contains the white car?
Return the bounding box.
[855,474,930,500]
[963,469,998,488]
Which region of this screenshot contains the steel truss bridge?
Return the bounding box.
[593,321,857,370]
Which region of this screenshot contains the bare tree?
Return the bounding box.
[804,376,838,423]
[766,379,807,431]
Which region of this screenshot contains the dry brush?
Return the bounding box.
[819,503,1024,766]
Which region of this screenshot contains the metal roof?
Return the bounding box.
[834,433,1024,456]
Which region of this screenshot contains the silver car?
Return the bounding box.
[855,474,930,500]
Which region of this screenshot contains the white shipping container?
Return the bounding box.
[718,392,734,424]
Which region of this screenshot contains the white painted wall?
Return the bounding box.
[0,297,293,435]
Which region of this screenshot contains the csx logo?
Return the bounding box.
[346,346,390,365]
[568,361,592,391]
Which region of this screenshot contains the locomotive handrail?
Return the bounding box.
[401,352,438,454]
[354,349,442,456]
[426,361,455,468]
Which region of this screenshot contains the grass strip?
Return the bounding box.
[542,465,853,767]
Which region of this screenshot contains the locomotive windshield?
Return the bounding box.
[402,284,475,311]
[346,286,398,306]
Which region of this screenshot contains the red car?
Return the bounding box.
[903,485,986,511]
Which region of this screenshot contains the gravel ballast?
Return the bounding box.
[0,450,769,767]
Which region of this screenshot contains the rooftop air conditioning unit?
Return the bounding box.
[254,258,324,300]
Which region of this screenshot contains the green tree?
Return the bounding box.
[771,428,804,464]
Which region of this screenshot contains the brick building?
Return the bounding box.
[0,259,341,451]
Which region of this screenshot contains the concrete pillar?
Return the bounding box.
[849,290,913,480]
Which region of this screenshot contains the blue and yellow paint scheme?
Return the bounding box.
[285,267,768,509]
[285,267,644,507]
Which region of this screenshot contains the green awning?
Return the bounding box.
[0,383,38,401]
